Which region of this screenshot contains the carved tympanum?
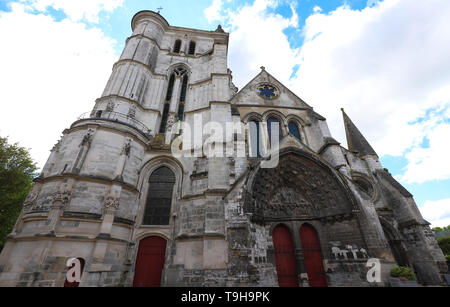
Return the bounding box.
[244,152,354,224]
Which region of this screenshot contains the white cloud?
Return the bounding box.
[204,0,225,24]
[313,6,322,13]
[19,0,124,23]
[292,0,450,157]
[221,0,300,89]
[401,121,450,184]
[419,199,450,228]
[0,2,119,168]
[206,0,450,184]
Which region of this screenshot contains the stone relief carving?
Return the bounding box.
[80,129,94,147]
[52,183,72,209]
[128,105,136,119]
[121,138,132,157]
[244,153,355,224]
[23,188,39,211]
[166,115,175,132]
[106,101,115,112]
[104,191,120,211]
[265,187,318,218]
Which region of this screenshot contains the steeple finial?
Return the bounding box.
[341,109,378,157]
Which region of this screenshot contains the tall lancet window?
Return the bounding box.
[267,117,283,145]
[178,75,188,122]
[288,122,302,142]
[165,73,175,102]
[173,39,182,53]
[249,121,261,158]
[159,103,170,134]
[143,167,176,226]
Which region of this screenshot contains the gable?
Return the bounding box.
[231,69,312,109]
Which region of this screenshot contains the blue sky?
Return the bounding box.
[0,0,449,227]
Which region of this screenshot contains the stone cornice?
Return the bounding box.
[34,173,140,194]
[69,119,151,145]
[236,104,312,111]
[95,95,162,114]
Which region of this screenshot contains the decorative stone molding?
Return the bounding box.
[23,189,39,213]
[106,101,115,112]
[244,151,356,224]
[80,129,95,147]
[128,105,137,119]
[52,183,72,209]
[122,138,132,157]
[166,115,175,132]
[104,194,120,211]
[103,187,121,214]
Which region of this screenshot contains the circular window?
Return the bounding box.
[257,84,279,100]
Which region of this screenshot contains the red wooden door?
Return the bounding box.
[272,225,299,287]
[133,236,167,287]
[300,224,328,287]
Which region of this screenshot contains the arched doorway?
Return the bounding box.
[272,225,299,287]
[300,224,328,287]
[133,236,167,287]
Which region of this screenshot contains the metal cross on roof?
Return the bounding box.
[157,7,163,14]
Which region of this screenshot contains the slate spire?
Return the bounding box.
[341,109,378,157]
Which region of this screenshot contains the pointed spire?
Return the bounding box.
[341,108,378,157]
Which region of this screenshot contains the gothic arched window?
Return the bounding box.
[188,41,196,55]
[159,103,170,134]
[267,117,283,145]
[165,73,175,101]
[249,121,261,158]
[173,39,182,53]
[178,75,188,122]
[180,75,188,103]
[288,122,301,141]
[143,167,176,226]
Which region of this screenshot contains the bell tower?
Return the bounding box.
[0,10,235,287]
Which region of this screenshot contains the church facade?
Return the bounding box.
[0,10,446,287]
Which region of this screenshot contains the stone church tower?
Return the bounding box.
[0,10,446,287]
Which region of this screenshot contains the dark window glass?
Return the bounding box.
[188,41,196,55]
[159,104,170,134]
[143,167,176,226]
[165,74,175,101]
[180,75,188,103]
[177,104,185,122]
[267,117,283,144]
[249,121,261,158]
[288,122,301,141]
[173,40,182,53]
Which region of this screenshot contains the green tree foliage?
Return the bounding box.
[390,267,416,281]
[0,136,37,251]
[437,237,450,258]
[432,225,450,233]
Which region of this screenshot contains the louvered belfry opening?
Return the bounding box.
[188,41,196,55]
